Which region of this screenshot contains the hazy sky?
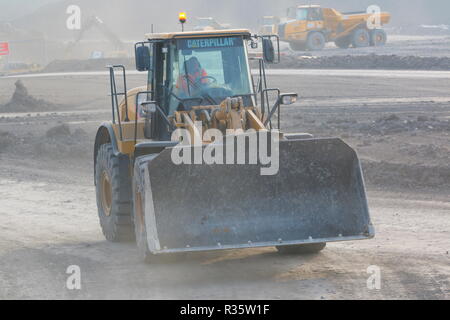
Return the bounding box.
[2,0,449,37]
[0,0,60,20]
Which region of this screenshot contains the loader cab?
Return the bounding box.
[122,29,283,144]
[166,36,255,114]
[134,31,260,140]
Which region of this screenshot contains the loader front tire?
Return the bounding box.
[276,243,326,255]
[95,144,134,242]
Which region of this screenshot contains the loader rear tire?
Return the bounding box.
[306,32,326,51]
[95,144,134,242]
[351,28,371,48]
[276,243,326,254]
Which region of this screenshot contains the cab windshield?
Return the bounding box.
[168,36,253,114]
[296,9,308,20]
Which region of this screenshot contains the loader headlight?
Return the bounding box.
[280,93,298,105]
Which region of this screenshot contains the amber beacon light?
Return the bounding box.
[179,12,187,31]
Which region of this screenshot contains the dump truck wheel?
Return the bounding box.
[370,29,387,46]
[276,243,326,254]
[352,28,370,48]
[95,144,134,242]
[306,32,326,51]
[334,36,351,49]
[289,42,306,51]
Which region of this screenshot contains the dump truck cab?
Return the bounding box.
[287,5,324,22]
[259,16,281,35]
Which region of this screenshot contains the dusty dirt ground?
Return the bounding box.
[294,34,450,58]
[274,35,450,71]
[0,70,449,300]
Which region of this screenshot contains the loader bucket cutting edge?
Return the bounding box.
[140,138,373,254]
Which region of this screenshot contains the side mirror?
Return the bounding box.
[262,38,275,63]
[135,45,151,72]
[280,93,298,105]
[140,101,157,116]
[136,91,157,118]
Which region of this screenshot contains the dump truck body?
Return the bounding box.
[278,5,391,51]
[94,28,374,261]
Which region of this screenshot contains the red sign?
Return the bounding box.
[0,42,10,56]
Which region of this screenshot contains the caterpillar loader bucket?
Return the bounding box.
[138,137,373,254]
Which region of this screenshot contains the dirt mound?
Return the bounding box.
[4,124,90,161]
[45,124,71,138]
[34,124,89,159]
[273,54,450,71]
[43,58,135,73]
[0,81,59,113]
[0,131,18,152]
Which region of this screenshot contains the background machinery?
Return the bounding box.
[65,15,127,59]
[277,5,391,51]
[259,16,280,35]
[93,27,374,262]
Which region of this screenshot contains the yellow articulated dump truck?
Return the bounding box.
[277,5,391,51]
[93,20,374,262]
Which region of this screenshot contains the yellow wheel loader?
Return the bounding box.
[93,28,374,262]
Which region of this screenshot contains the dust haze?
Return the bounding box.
[0,0,449,301]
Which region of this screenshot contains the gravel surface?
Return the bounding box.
[0,70,448,300]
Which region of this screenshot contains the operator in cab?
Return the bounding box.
[176,56,209,94]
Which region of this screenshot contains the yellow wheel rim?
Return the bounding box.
[100,171,112,217]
